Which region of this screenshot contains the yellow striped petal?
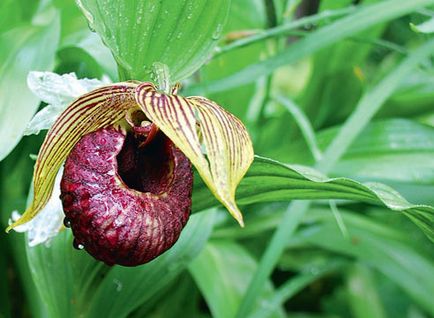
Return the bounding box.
[7,82,139,231]
[135,83,254,226]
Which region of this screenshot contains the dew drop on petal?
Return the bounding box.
[63,217,71,228]
[73,239,84,250]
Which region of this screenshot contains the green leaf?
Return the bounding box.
[0,234,11,318]
[25,211,215,318]
[290,119,434,185]
[0,13,60,161]
[300,0,385,129]
[187,0,434,94]
[192,156,434,242]
[189,241,284,318]
[235,35,434,318]
[198,0,267,120]
[292,212,434,316]
[0,0,40,33]
[249,261,345,318]
[381,69,434,118]
[0,139,48,318]
[346,265,386,318]
[76,0,231,81]
[410,17,434,34]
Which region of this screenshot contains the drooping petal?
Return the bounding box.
[7,82,139,231]
[10,168,65,246]
[135,83,254,226]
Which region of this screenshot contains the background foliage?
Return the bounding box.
[1,0,434,317]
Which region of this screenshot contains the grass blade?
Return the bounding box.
[188,0,434,95]
[235,36,434,318]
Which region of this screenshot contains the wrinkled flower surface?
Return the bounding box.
[61,126,193,266]
[9,73,254,267]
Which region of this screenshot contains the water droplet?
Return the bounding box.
[73,239,84,250]
[63,217,71,228]
[113,278,123,292]
[212,24,223,40]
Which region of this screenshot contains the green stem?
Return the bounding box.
[216,6,354,57]
[248,260,345,318]
[264,0,278,28]
[235,36,434,318]
[253,0,280,133]
[188,0,434,95]
[273,95,322,161]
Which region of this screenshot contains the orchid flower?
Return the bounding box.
[8,71,253,266]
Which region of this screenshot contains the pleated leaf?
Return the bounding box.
[76,0,231,81]
[135,82,254,225]
[7,83,139,231]
[192,156,434,242]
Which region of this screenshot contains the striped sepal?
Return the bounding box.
[135,83,254,226]
[7,82,139,231]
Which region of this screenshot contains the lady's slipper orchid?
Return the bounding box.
[8,80,253,266]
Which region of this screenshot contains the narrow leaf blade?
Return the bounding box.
[192,156,434,242]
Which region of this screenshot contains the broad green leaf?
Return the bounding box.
[0,13,60,162]
[76,0,231,81]
[187,0,434,94]
[136,82,254,226]
[189,241,284,318]
[289,119,434,185]
[26,211,215,318]
[330,119,434,184]
[381,69,434,118]
[192,156,434,242]
[7,83,139,231]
